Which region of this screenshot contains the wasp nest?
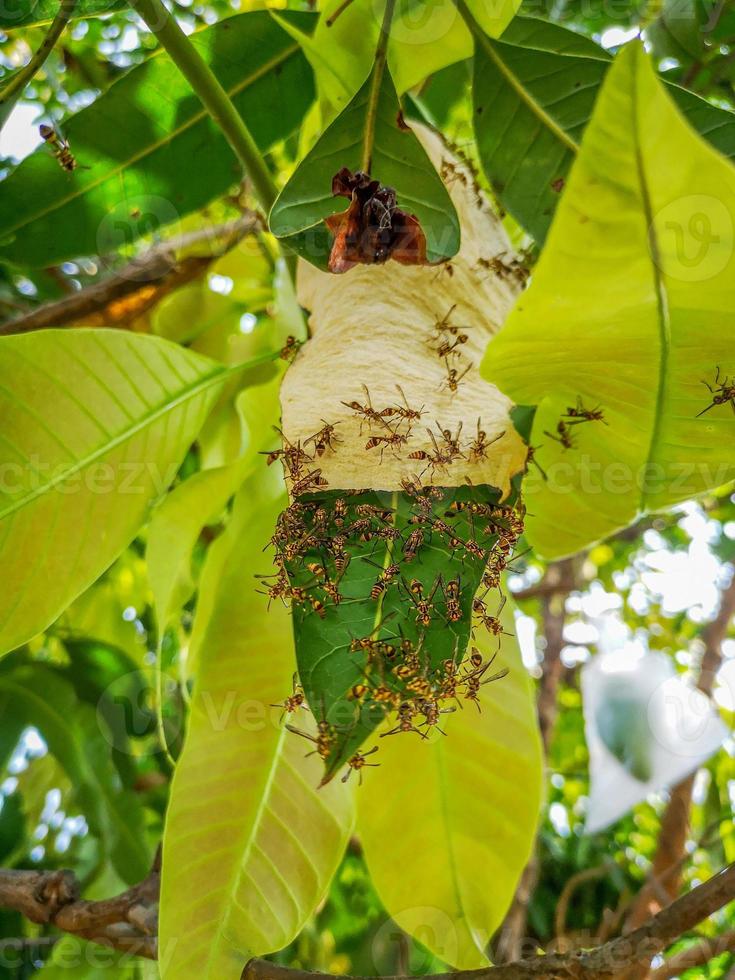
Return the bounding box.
[280,125,528,497]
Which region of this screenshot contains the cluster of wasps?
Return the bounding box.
[261,405,525,782]
[340,380,505,478]
[427,304,475,395]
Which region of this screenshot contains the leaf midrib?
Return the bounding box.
[3,40,301,239]
[0,364,228,523]
[473,28,578,154]
[630,54,672,510]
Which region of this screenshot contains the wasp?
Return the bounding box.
[403,527,425,561]
[355,503,393,522]
[442,359,472,394]
[435,421,465,460]
[266,430,313,479]
[545,420,576,450]
[462,651,509,710]
[364,432,408,459]
[349,633,394,665]
[39,124,81,172]
[328,534,350,576]
[286,718,337,760]
[381,701,427,738]
[430,304,470,343]
[477,253,529,286]
[400,475,423,497]
[291,469,328,496]
[698,366,735,417]
[369,684,400,709]
[442,577,462,623]
[436,334,469,359]
[342,385,391,430]
[409,428,454,476]
[308,595,327,618]
[418,698,456,735]
[348,683,369,701]
[403,577,439,627]
[271,674,306,721]
[280,335,302,362]
[375,526,402,543]
[563,396,607,425]
[322,580,343,605]
[379,385,424,425]
[342,746,380,784]
[333,498,348,526]
[436,653,462,705]
[364,558,401,600]
[255,570,291,608]
[482,563,503,592]
[469,420,504,461]
[440,159,469,190]
[305,420,342,456]
[472,593,508,637]
[345,518,373,538]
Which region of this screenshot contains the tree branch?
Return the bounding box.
[0,857,733,977]
[0,851,160,959]
[243,862,735,980]
[0,214,258,336]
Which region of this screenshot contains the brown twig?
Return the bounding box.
[650,927,735,980]
[243,863,735,980]
[0,856,733,977]
[0,850,160,959]
[555,863,615,943]
[0,214,258,336]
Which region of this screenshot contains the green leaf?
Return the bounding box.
[278,0,519,116]
[481,42,735,558]
[159,471,355,980]
[281,484,516,781]
[0,12,315,267]
[0,329,229,656]
[0,660,151,883]
[0,0,124,31]
[471,15,735,242]
[269,64,460,267]
[358,615,542,969]
[147,459,250,634]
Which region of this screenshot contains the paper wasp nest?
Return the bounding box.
[280,125,527,496]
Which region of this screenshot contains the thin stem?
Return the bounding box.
[361,0,397,173]
[0,0,77,109]
[128,0,279,214]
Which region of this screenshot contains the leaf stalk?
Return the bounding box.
[128,0,279,214]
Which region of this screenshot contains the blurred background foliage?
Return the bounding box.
[1,0,735,975]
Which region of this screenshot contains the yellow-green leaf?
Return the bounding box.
[0,330,230,655]
[159,471,355,980]
[147,460,251,634]
[481,42,735,559]
[278,0,519,119]
[357,616,542,969]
